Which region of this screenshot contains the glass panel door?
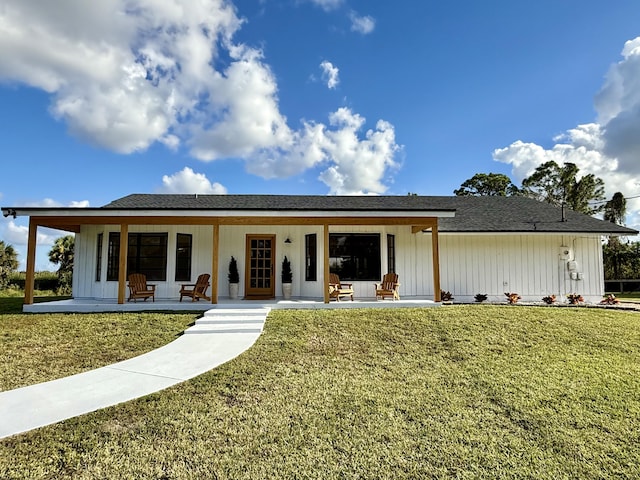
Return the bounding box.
[245,235,275,299]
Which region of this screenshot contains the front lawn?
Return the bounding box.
[1,306,639,479]
[0,301,196,391]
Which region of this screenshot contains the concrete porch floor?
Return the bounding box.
[24,296,440,313]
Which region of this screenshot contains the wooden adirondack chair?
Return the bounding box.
[328,273,354,301]
[127,273,156,302]
[179,273,211,302]
[374,273,400,300]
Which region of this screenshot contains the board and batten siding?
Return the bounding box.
[435,233,604,303]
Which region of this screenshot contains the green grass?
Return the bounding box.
[0,299,197,391]
[1,306,639,479]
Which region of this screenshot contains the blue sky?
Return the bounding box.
[1,0,640,270]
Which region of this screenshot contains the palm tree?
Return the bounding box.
[0,240,19,288]
[48,235,75,291]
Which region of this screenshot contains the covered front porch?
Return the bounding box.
[24,296,440,313]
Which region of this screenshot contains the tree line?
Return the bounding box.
[453,161,637,281]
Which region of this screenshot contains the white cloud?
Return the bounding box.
[0,0,242,153]
[307,0,344,12]
[188,46,293,161]
[595,37,640,177]
[349,11,375,35]
[3,220,57,247]
[0,0,398,195]
[159,167,227,194]
[493,36,640,232]
[19,198,90,208]
[244,107,401,194]
[319,109,400,194]
[320,60,340,89]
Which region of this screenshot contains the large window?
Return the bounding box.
[305,233,317,281]
[175,233,192,281]
[106,232,168,281]
[329,233,381,281]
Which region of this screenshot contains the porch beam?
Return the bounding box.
[117,225,128,304]
[432,222,441,302]
[29,215,440,228]
[411,222,437,234]
[211,224,219,304]
[23,218,38,305]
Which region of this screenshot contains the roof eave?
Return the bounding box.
[2,207,457,218]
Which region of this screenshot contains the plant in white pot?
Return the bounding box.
[228,256,240,299]
[281,256,293,300]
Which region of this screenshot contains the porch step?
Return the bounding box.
[184,307,270,335]
[203,307,271,318]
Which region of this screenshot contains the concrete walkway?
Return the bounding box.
[0,307,269,439]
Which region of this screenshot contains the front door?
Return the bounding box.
[245,235,276,299]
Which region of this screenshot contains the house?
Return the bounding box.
[2,194,636,306]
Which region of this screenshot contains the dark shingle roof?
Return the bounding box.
[102,194,637,235]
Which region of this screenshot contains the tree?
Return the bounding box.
[454,173,520,196]
[521,161,605,215]
[603,192,628,278]
[603,241,640,280]
[604,192,626,225]
[48,235,75,293]
[0,240,19,289]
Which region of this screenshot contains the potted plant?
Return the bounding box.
[281,256,293,300]
[440,290,454,304]
[228,256,239,299]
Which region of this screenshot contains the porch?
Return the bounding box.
[23,296,440,313]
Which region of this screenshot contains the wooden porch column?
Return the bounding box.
[23,218,37,305]
[211,224,219,304]
[323,223,330,303]
[117,225,128,304]
[431,222,441,302]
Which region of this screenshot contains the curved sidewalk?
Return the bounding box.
[0,307,269,439]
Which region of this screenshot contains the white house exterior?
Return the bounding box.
[3,195,636,306]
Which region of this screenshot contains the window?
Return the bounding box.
[387,234,396,274]
[329,233,381,281]
[107,233,120,281]
[95,233,103,281]
[106,232,168,281]
[175,234,192,281]
[128,233,168,281]
[305,234,317,281]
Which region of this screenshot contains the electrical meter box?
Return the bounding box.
[559,247,572,260]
